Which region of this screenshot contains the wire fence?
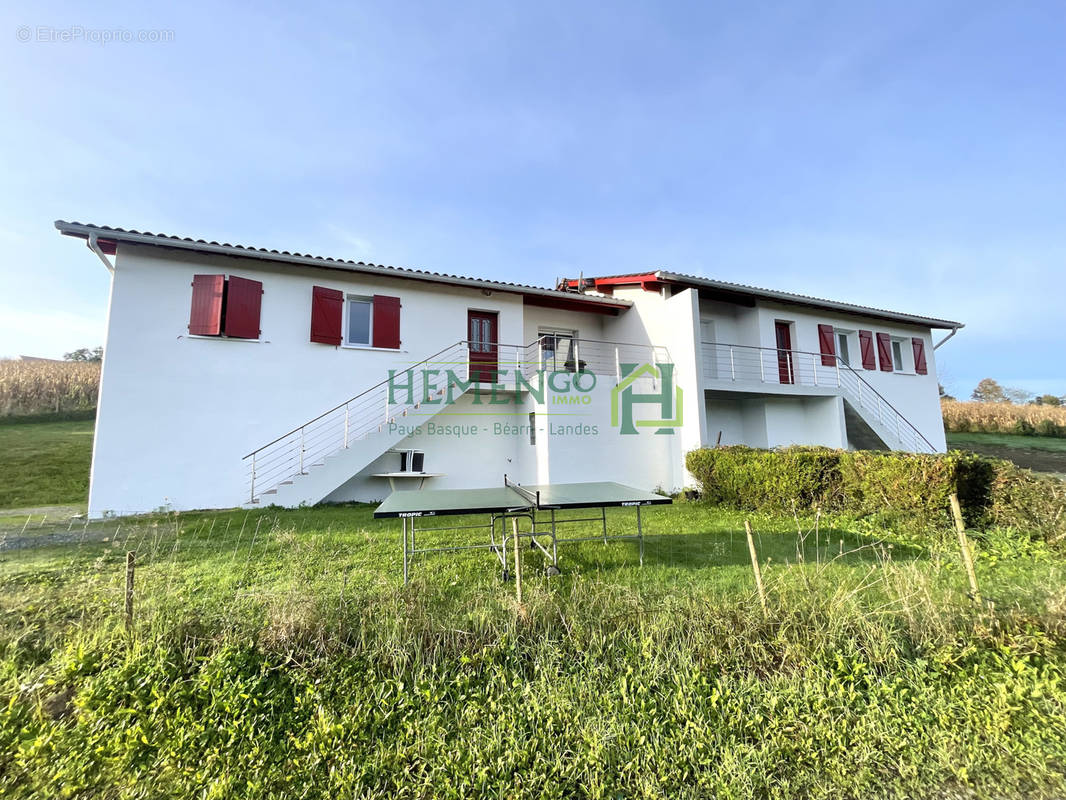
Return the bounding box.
[0,501,987,656]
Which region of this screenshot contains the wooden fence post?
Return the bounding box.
[512,517,523,605]
[948,493,982,605]
[125,551,135,632]
[744,520,768,615]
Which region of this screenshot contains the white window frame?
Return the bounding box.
[344,295,374,348]
[835,329,855,367]
[890,336,913,373]
[538,327,579,371]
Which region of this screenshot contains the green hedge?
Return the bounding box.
[685,446,1064,541]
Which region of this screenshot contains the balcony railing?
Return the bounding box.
[701,342,936,453]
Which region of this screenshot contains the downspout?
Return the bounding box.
[87,232,115,273]
[933,325,961,350]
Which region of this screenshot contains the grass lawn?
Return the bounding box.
[0,418,93,510]
[947,431,1066,476]
[2,502,1065,799]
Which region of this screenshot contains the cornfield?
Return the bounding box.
[942,399,1066,437]
[0,359,100,416]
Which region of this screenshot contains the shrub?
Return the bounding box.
[837,450,996,525]
[987,466,1066,546]
[685,446,841,511]
[685,445,1061,543]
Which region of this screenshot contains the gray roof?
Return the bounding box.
[54,221,631,311]
[588,270,962,329]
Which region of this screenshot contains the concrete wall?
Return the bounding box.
[696,295,947,451]
[703,394,846,451]
[89,242,950,516]
[604,286,706,487]
[90,245,623,515]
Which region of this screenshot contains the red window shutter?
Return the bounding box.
[858,330,875,370]
[189,274,224,335]
[310,286,343,345]
[372,295,401,349]
[912,337,928,375]
[224,276,263,339]
[817,324,836,367]
[876,332,893,372]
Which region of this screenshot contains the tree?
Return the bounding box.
[1003,386,1034,405]
[971,378,1007,403]
[1034,394,1063,406]
[64,346,103,362]
[938,383,956,401]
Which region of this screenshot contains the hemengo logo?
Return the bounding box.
[610,363,683,435]
[387,368,595,406]
[384,361,683,437]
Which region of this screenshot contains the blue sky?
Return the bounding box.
[1,0,1063,398]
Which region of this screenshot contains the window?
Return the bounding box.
[346,296,373,346]
[539,328,579,371]
[891,339,904,371]
[310,289,401,348]
[188,274,262,339]
[470,317,494,352]
[836,332,851,366]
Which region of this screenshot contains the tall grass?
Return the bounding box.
[2,505,1065,798]
[0,360,100,417]
[944,399,1066,438]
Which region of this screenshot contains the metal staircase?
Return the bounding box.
[700,342,936,453]
[243,337,670,506]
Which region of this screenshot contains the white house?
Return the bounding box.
[57,221,962,517]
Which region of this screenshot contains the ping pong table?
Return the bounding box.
[374,476,672,584]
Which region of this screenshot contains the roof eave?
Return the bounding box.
[654,270,962,330]
[54,221,632,312]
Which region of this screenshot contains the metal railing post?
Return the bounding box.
[344,404,350,448]
[836,361,841,388]
[250,453,256,503]
[730,346,735,381]
[299,429,305,473]
[615,346,620,384]
[760,349,766,382]
[812,353,818,386]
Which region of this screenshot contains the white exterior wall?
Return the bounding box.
[602,286,706,488]
[87,242,951,516]
[702,395,846,450]
[90,245,682,515]
[755,302,943,449]
[92,245,553,515]
[696,296,947,451]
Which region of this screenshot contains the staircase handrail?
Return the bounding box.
[241,340,467,460]
[702,341,936,452]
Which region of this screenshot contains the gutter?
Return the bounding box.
[87,232,115,274]
[933,325,961,350]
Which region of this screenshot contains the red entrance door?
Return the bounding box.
[774,321,794,384]
[468,310,498,383]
